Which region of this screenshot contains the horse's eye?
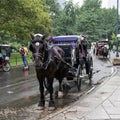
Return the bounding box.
[35,42,40,46]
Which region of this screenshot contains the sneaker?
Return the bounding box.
[24,66,28,69]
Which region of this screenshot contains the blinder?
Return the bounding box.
[29,40,46,68]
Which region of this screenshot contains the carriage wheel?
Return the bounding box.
[88,58,93,85]
[2,62,11,72]
[89,67,93,85]
[76,64,82,91]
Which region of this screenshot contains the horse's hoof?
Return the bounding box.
[38,101,45,110]
[48,100,55,111]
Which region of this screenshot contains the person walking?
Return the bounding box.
[19,44,28,69]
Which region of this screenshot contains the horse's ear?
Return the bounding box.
[29,44,33,52]
[30,33,34,40]
[42,34,46,40]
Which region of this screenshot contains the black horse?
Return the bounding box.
[97,46,109,58]
[102,46,109,58]
[29,33,68,110]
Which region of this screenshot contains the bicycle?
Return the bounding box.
[0,58,11,72]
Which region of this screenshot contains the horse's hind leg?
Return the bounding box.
[47,78,55,111]
[38,79,45,110]
[57,79,64,98]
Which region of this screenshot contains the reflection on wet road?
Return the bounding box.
[0,53,115,120]
[0,65,39,107]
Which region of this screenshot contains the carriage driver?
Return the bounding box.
[78,34,89,75]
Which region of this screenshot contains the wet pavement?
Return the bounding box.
[0,51,116,120]
[0,65,38,107]
[41,52,120,120]
[42,67,120,120]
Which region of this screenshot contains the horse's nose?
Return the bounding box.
[35,57,43,67]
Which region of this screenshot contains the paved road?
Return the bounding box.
[0,65,38,107]
[0,51,115,120]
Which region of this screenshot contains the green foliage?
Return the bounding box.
[0,0,52,44]
[1,0,120,49]
[47,0,119,45]
[74,0,118,43]
[111,33,116,44]
[45,0,61,35]
[64,0,77,25]
[10,52,32,66]
[82,0,101,11]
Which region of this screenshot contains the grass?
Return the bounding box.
[10,52,32,66]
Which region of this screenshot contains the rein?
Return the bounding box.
[33,52,44,59]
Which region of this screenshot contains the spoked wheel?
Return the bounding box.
[2,62,11,72]
[88,58,93,85]
[88,66,93,85]
[76,64,82,91]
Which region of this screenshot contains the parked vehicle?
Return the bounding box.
[94,40,110,58]
[0,44,11,72]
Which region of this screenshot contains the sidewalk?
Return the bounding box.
[42,72,120,120]
[42,52,120,120]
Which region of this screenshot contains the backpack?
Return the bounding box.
[20,47,25,56]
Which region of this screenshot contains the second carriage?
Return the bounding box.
[50,35,93,91]
[94,40,110,58]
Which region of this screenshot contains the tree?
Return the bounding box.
[0,0,52,44]
[58,0,78,35]
[45,0,62,35]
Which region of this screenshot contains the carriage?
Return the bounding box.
[94,40,110,58]
[0,44,11,72]
[30,34,93,110]
[50,35,79,66]
[50,35,93,91]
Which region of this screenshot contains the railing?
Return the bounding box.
[9,52,32,67]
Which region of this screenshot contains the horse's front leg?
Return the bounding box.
[38,77,45,110]
[47,77,55,111]
[59,79,63,92]
[57,79,64,98]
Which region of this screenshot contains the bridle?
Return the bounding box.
[33,52,44,61]
[30,39,46,68]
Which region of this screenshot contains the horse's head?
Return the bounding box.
[29,33,46,68]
